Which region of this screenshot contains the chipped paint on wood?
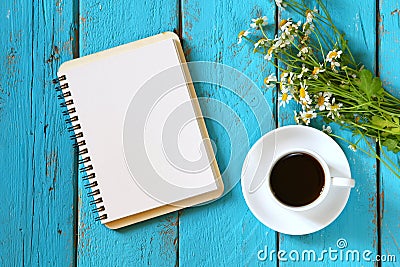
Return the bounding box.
[0,0,76,266]
[278,1,379,266]
[379,2,400,265]
[179,0,277,265]
[76,1,179,266]
[1,0,399,266]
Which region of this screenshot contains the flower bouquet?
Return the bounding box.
[239,0,400,177]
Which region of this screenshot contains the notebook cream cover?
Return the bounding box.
[56,32,223,229]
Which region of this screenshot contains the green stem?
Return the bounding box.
[330,133,400,178]
[259,25,269,40]
[378,136,400,172]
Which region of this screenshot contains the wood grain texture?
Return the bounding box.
[0,0,76,266]
[179,0,277,266]
[278,1,379,266]
[378,1,400,266]
[77,1,179,266]
[1,0,399,266]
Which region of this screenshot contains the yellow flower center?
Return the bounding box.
[305,113,313,118]
[279,19,287,28]
[238,30,245,37]
[312,67,320,75]
[267,46,274,55]
[258,38,267,45]
[299,87,306,98]
[256,18,264,25]
[281,93,288,101]
[317,95,325,106]
[329,51,338,59]
[331,104,339,110]
[263,77,269,84]
[280,72,286,79]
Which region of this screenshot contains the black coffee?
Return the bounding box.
[270,152,325,207]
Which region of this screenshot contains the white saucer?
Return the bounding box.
[241,125,352,235]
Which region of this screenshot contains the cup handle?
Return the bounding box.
[331,177,355,188]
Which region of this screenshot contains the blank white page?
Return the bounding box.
[58,36,219,223]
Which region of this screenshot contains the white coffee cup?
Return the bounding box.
[267,148,355,212]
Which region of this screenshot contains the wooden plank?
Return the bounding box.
[378,2,400,265]
[179,0,277,265]
[0,0,76,265]
[77,1,179,266]
[278,1,379,266]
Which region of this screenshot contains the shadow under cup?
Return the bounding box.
[269,151,326,208]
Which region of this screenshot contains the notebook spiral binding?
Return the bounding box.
[53,75,108,222]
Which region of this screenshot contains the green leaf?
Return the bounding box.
[370,115,400,132]
[355,69,384,100]
[382,138,399,152]
[371,115,390,128]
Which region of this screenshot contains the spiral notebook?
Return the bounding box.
[54,32,223,229]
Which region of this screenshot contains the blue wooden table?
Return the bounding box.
[1,0,399,266]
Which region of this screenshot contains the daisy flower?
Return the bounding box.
[250,16,268,29]
[300,34,310,45]
[300,98,312,109]
[280,19,301,35]
[279,19,291,31]
[264,49,273,61]
[278,89,293,107]
[237,30,250,44]
[330,60,340,73]
[280,71,289,84]
[326,97,343,119]
[294,110,300,124]
[300,109,317,125]
[287,72,295,84]
[314,92,330,110]
[297,46,310,58]
[273,31,294,49]
[306,8,318,23]
[254,38,268,49]
[297,65,309,79]
[302,22,315,36]
[264,73,277,88]
[310,65,326,79]
[267,46,275,56]
[279,82,288,92]
[322,125,332,134]
[326,49,343,62]
[306,10,313,23]
[348,144,357,152]
[298,82,311,108]
[299,82,309,99]
[275,0,287,9]
[332,61,341,67]
[276,35,292,48]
